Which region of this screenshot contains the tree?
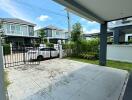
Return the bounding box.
[71,22,82,42]
[39,29,46,44]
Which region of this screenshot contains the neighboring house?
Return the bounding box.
[82,33,99,40]
[0,18,38,47]
[35,25,69,44]
[83,18,132,44]
[109,18,132,43]
[82,32,113,43]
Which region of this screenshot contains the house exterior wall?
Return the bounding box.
[125,34,132,42]
[2,22,34,37]
[1,20,38,47]
[45,29,68,39]
[36,28,69,39]
[107,45,132,63]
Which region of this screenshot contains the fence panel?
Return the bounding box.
[3,46,40,68]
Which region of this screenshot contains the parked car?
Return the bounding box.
[27,47,59,61]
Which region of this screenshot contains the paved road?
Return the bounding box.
[123,73,132,100]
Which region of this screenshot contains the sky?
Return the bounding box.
[0,0,100,34]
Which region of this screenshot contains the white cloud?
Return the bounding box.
[37,15,50,21]
[83,27,100,34]
[80,18,97,24]
[34,26,42,30]
[0,0,32,22]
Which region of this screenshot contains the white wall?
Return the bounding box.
[125,34,132,42]
[107,45,132,63]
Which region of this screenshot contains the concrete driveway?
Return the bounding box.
[6,58,129,100]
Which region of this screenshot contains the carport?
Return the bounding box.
[53,0,132,66]
[0,0,132,99]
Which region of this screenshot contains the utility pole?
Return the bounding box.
[66,9,71,37]
[0,20,6,100]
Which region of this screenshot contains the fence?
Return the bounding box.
[107,44,132,63]
[3,46,40,68]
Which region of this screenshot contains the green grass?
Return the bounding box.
[4,71,10,90]
[66,57,132,72]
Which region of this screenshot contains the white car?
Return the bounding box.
[27,47,59,61]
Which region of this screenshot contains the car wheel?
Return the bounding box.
[37,55,43,61]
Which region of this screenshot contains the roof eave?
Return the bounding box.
[53,0,105,24]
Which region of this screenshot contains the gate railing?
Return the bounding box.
[3,46,40,68]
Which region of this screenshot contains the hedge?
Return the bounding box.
[3,44,11,55]
[62,39,99,58]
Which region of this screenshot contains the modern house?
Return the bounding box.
[82,18,132,43]
[0,18,38,47]
[82,32,113,43]
[35,25,69,44]
[109,18,132,44]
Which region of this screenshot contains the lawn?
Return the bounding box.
[66,57,132,72]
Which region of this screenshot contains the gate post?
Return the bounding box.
[59,44,63,58]
[23,47,26,64]
[0,30,6,100]
[10,43,12,55]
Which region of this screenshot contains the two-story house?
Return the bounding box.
[0,18,38,47]
[35,25,69,44]
[109,18,132,43]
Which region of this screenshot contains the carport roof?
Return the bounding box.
[53,0,132,23]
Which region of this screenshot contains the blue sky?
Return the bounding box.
[0,0,100,33]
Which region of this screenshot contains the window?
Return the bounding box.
[56,30,59,35]
[50,48,56,51]
[15,25,21,35]
[47,29,52,37]
[11,24,15,34]
[6,24,10,34]
[40,48,50,51]
[40,48,45,51]
[29,26,34,36]
[45,30,48,37]
[21,26,28,36]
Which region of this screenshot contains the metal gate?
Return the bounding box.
[3,46,40,68]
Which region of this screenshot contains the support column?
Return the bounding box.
[99,22,107,66]
[0,36,6,100]
[119,33,125,43]
[113,29,120,44]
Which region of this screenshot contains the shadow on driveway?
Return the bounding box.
[123,73,132,100]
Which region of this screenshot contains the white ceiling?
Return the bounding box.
[54,0,132,23]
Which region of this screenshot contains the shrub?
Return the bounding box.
[46,43,54,47]
[79,52,99,60]
[62,42,77,57]
[128,39,132,43]
[62,41,76,49]
[34,43,39,47]
[79,39,99,53]
[3,44,11,55]
[62,39,99,58]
